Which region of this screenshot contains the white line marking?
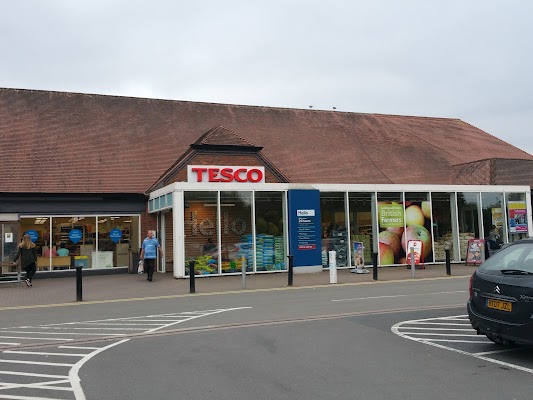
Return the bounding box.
[83,322,164,326]
[58,346,100,350]
[3,351,87,357]
[332,291,466,302]
[5,331,124,336]
[0,359,73,367]
[0,395,65,399]
[30,327,147,331]
[474,348,523,356]
[406,322,471,326]
[423,339,491,343]
[0,370,68,379]
[0,378,73,391]
[396,327,475,331]
[0,342,20,346]
[400,332,478,337]
[0,336,74,341]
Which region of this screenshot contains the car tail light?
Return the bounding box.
[469,274,474,298]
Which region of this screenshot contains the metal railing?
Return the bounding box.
[0,262,22,287]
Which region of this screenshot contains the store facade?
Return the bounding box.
[148,175,532,278]
[0,194,145,275]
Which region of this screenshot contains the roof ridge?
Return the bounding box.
[0,87,462,121]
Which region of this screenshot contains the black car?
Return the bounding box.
[468,238,533,345]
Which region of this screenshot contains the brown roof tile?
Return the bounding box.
[0,88,531,194]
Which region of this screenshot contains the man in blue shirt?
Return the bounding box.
[140,230,164,282]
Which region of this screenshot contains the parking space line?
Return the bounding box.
[4,351,88,357]
[474,348,523,356]
[332,290,465,302]
[0,370,68,379]
[424,339,490,344]
[0,359,74,367]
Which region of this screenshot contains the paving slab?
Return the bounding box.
[0,264,475,308]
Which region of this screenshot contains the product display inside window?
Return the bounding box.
[348,193,373,265]
[220,191,253,274]
[183,192,219,276]
[431,193,456,262]
[457,192,481,261]
[255,192,286,271]
[321,192,348,268]
[19,215,139,271]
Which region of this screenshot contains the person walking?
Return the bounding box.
[13,234,38,287]
[140,230,163,282]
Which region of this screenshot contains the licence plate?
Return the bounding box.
[487,298,513,312]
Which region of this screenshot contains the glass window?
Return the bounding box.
[481,192,504,252]
[184,192,219,276]
[506,193,529,242]
[1,222,21,274]
[96,216,138,269]
[348,193,373,266]
[321,192,348,268]
[220,191,253,274]
[377,192,403,265]
[404,192,433,264]
[431,193,456,262]
[255,192,286,271]
[457,192,481,261]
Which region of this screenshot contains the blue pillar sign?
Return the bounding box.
[69,229,83,244]
[288,190,322,267]
[109,228,123,243]
[26,229,39,242]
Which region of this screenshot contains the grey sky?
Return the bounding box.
[1,0,531,155]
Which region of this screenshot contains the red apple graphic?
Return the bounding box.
[386,226,404,239]
[402,225,432,260]
[379,230,401,257]
[379,242,395,265]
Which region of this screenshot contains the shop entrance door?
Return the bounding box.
[1,222,21,275]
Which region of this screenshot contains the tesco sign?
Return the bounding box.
[187,165,265,184]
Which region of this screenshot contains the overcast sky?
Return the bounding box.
[1,0,531,155]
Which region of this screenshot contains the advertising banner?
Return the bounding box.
[465,239,485,265]
[353,241,365,267]
[288,190,322,267]
[406,240,423,265]
[508,201,528,233]
[378,200,433,266]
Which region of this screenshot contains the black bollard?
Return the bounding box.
[287,255,294,286]
[75,265,83,302]
[445,249,451,276]
[372,252,378,281]
[189,261,196,294]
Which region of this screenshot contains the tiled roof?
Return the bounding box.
[194,125,258,147]
[0,88,531,194]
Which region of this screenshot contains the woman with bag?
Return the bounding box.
[13,234,38,287]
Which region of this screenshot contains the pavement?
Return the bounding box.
[0,264,475,309]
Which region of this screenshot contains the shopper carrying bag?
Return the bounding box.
[13,234,38,287]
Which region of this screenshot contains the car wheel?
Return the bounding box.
[486,334,514,346]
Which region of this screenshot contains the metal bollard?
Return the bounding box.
[75,265,83,302]
[372,252,378,281]
[241,255,246,290]
[189,260,196,294]
[445,241,451,275]
[410,247,416,279]
[287,255,294,286]
[328,251,337,284]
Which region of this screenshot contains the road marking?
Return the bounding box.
[0,371,68,379]
[392,314,533,374]
[400,332,478,337]
[0,395,67,399]
[4,350,88,357]
[332,290,466,302]
[0,342,20,346]
[0,336,74,341]
[58,346,100,350]
[406,322,471,326]
[395,327,475,331]
[3,331,123,336]
[0,359,73,367]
